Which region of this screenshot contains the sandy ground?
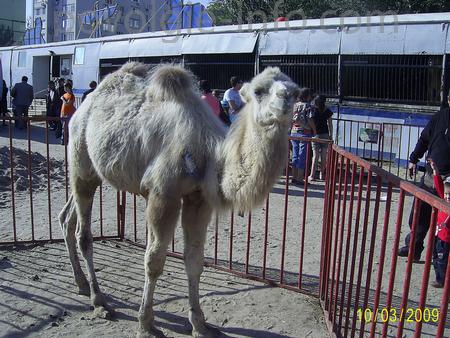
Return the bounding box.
[0,241,327,338]
[1,121,450,337]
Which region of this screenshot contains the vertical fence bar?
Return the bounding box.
[245,212,252,275]
[350,170,373,338]
[116,191,120,237]
[262,196,269,279]
[436,247,450,337]
[8,120,17,242]
[26,119,35,241]
[320,144,335,297]
[132,193,137,242]
[298,140,312,288]
[332,158,350,327]
[326,154,344,315]
[99,184,103,237]
[414,208,438,337]
[396,199,421,338]
[343,166,366,338]
[120,191,126,240]
[214,214,219,265]
[45,119,52,241]
[319,145,333,298]
[358,175,382,338]
[370,183,393,338]
[338,162,358,333]
[389,124,394,174]
[382,189,405,338]
[228,210,234,270]
[397,127,402,177]
[324,149,338,308]
[280,142,291,284]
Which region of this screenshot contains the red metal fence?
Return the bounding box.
[2,117,450,337]
[320,144,450,338]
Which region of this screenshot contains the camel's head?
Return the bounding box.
[240,67,299,126]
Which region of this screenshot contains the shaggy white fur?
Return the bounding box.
[59,62,299,337]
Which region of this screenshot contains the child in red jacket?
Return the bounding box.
[430,158,450,288]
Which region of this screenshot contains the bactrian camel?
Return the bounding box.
[59,62,299,337]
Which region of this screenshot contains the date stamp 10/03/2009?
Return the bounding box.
[357,308,440,324]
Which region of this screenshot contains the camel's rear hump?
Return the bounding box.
[146,64,198,102]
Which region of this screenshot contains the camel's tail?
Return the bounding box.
[146,64,198,102]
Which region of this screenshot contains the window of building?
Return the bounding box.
[18,51,27,68]
[62,4,75,13]
[129,18,141,29]
[62,18,73,29]
[74,47,85,65]
[61,32,74,41]
[102,23,115,32]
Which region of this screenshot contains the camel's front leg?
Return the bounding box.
[73,179,111,319]
[182,192,220,338]
[137,194,180,338]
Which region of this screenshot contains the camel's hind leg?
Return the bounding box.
[59,194,90,296]
[72,177,111,318]
[182,192,219,338]
[137,193,181,337]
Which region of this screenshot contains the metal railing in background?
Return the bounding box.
[333,118,426,182]
[0,116,123,244]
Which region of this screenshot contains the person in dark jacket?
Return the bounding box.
[46,81,59,130]
[81,81,97,102]
[1,79,8,126]
[398,104,450,261]
[54,78,65,138]
[10,76,34,129]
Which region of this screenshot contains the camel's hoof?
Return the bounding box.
[93,305,114,320]
[77,286,90,296]
[192,325,221,338]
[75,278,91,296]
[136,326,166,338]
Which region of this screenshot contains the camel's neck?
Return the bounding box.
[217,111,289,210]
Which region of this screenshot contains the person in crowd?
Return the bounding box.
[223,76,244,123]
[200,80,221,118]
[81,81,97,102]
[54,78,66,138]
[290,88,316,184]
[309,95,333,181]
[46,81,59,130]
[212,89,221,100]
[10,76,34,130]
[398,100,450,261]
[1,79,8,126]
[60,81,76,145]
[429,158,450,288]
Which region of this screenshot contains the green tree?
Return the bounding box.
[207,0,450,25]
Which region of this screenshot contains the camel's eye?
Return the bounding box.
[254,89,264,97]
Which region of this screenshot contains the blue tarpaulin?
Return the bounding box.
[82,4,117,26]
[166,0,213,30]
[23,17,45,45]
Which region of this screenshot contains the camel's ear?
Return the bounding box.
[239,83,252,103]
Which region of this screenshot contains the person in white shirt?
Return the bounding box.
[223,76,244,123]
